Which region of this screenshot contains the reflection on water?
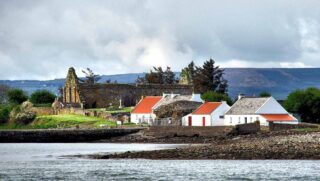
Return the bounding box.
[0,143,319,180]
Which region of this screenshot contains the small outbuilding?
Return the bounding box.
[130,96,162,124]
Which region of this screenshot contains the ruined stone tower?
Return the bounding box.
[62,67,81,106]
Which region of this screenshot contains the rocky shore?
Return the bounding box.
[90,130,320,160]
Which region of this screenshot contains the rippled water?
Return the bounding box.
[0,143,319,180]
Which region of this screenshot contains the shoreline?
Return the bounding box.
[84,130,320,160]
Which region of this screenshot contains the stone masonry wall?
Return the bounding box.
[78,83,193,108]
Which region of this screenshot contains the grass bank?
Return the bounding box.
[0,114,116,129]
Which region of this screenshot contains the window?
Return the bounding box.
[230,117,232,124]
[250,117,253,123]
[238,117,241,124]
[219,115,224,119]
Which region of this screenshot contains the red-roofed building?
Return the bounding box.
[182,102,230,126]
[130,96,162,124]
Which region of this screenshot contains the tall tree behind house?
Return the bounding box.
[136,66,177,84]
[184,59,228,94]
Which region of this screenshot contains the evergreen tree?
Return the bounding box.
[135,66,177,84]
[81,68,101,84]
[163,66,177,84]
[193,59,228,94]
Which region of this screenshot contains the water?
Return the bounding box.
[0,144,319,180]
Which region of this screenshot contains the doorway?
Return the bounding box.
[202,117,206,126]
[188,116,192,126]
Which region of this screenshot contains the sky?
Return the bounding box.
[0,0,320,80]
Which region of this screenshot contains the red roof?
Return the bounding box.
[261,114,296,122]
[193,102,222,115]
[131,96,162,114]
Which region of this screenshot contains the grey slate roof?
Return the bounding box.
[225,97,269,115]
[153,95,195,110]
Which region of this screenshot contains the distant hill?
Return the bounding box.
[0,68,319,100]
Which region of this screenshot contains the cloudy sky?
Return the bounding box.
[0,0,320,80]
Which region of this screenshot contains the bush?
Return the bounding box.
[12,111,36,125]
[9,102,36,125]
[0,105,10,124]
[7,89,28,104]
[30,90,55,104]
[201,91,233,105]
[285,87,320,123]
[0,104,17,124]
[259,91,271,97]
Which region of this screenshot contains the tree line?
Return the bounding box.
[136,59,228,94]
[0,88,56,124]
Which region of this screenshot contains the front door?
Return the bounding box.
[188,116,192,126]
[202,117,206,126]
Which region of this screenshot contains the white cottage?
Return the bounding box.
[182,101,230,126]
[131,93,203,124]
[130,96,162,124]
[224,96,298,126]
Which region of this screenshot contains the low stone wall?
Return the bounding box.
[58,107,85,115]
[269,122,319,131]
[145,126,235,137]
[0,128,142,143]
[30,107,54,116]
[235,123,260,135]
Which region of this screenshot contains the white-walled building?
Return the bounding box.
[131,93,203,124]
[182,101,230,126]
[130,96,162,124]
[224,96,298,126]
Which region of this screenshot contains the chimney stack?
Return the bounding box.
[238,93,245,100]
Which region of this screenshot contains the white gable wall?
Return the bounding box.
[211,102,231,126]
[255,97,288,114]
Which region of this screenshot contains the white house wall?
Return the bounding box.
[256,97,288,114]
[181,102,230,126]
[190,115,211,126]
[224,115,269,126]
[131,113,157,124]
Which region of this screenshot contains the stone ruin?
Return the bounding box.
[62,67,193,108]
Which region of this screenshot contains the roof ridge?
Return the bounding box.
[254,97,271,114]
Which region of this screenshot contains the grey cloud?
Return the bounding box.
[0,0,320,80]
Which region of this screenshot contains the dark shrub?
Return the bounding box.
[7,89,28,104]
[30,90,55,104]
[0,105,10,124]
[201,91,233,105]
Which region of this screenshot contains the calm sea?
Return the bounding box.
[0,143,319,180]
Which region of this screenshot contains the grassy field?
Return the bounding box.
[0,114,116,129]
